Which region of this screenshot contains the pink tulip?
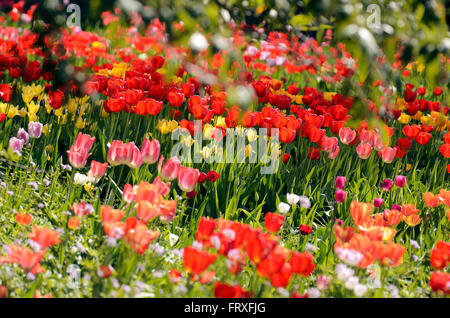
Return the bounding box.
[379,146,396,164]
[328,145,339,159]
[141,138,160,164]
[321,136,338,153]
[334,176,346,189]
[356,142,372,159]
[335,190,347,203]
[67,132,95,169]
[373,197,384,208]
[89,160,108,180]
[381,178,393,191]
[158,156,181,181]
[372,133,386,151]
[126,142,143,169]
[177,166,200,192]
[359,129,374,146]
[395,175,406,188]
[152,176,171,196]
[107,140,130,166]
[339,127,356,145]
[123,183,136,203]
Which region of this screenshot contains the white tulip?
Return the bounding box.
[286,193,300,205]
[74,173,88,185]
[278,202,290,214]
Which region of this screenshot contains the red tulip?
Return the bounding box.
[289,252,315,276]
[167,90,184,108]
[48,89,65,109]
[415,131,431,145]
[440,144,450,158]
[183,246,217,275]
[207,171,220,182]
[0,84,13,102]
[264,213,284,233]
[433,87,443,96]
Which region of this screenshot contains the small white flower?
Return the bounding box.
[307,287,321,298]
[345,276,359,290]
[305,243,316,253]
[278,202,290,214]
[336,264,354,282]
[276,287,289,297]
[298,196,311,209]
[189,32,209,51]
[169,233,179,247]
[286,193,300,205]
[74,173,88,185]
[410,239,420,249]
[336,248,364,266]
[354,284,368,297]
[192,240,203,251]
[209,235,221,250]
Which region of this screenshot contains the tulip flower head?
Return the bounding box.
[28,121,43,139]
[141,138,160,164]
[67,132,95,169]
[335,190,347,203]
[381,178,394,191]
[334,176,347,189]
[286,193,300,205]
[395,175,406,188]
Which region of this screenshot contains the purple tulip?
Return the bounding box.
[8,137,24,155]
[17,128,29,144]
[28,121,43,139]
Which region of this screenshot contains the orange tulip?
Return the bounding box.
[401,204,420,216]
[424,192,440,208]
[28,226,61,249]
[404,214,422,226]
[350,201,374,226]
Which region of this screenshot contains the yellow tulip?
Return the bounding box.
[412,111,423,121]
[26,101,40,114]
[75,116,86,129]
[45,144,54,153]
[7,105,18,118]
[324,92,335,101]
[43,124,51,134]
[67,97,78,115]
[22,87,34,104]
[54,107,64,117]
[247,128,258,142]
[397,113,411,124]
[28,112,38,122]
[18,108,27,117]
[91,41,104,49]
[215,116,227,128]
